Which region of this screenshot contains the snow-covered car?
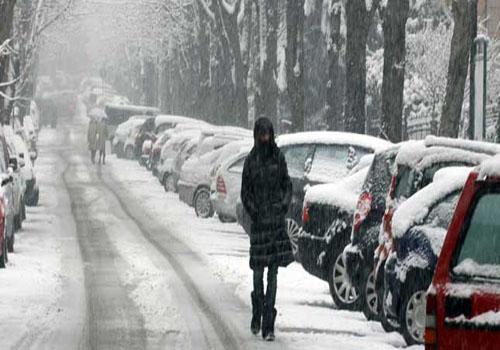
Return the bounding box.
[277,132,392,257]
[4,126,26,231]
[383,167,470,345]
[343,145,402,321]
[123,122,149,160]
[0,130,15,267]
[374,141,492,332]
[153,115,209,135]
[177,140,251,218]
[157,130,203,192]
[112,116,150,157]
[210,147,250,223]
[427,156,500,350]
[298,163,371,308]
[12,133,39,206]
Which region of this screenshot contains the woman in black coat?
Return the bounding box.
[241,117,294,341]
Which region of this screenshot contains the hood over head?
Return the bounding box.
[253,117,276,145]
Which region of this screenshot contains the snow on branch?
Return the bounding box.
[197,0,215,21]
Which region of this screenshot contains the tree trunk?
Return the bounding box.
[0,0,17,123]
[380,0,409,142]
[439,0,473,138]
[326,2,343,130]
[344,0,378,134]
[197,0,212,121]
[255,0,279,127]
[286,0,305,132]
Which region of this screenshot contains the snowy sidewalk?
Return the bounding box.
[107,156,420,350]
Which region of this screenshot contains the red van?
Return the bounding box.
[426,158,500,350]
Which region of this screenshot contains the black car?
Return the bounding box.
[277,132,391,259]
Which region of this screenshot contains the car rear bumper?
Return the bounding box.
[211,192,236,219]
[178,181,196,207]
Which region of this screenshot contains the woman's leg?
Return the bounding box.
[251,268,264,334]
[263,264,279,340]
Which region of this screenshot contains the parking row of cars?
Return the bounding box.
[111,110,500,348]
[0,116,41,268]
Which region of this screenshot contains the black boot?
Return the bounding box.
[251,292,263,335]
[262,307,277,341]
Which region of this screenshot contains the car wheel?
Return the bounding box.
[218,215,235,223]
[163,174,175,192]
[399,282,427,345]
[379,285,401,333]
[361,270,380,321]
[125,146,134,160]
[0,231,7,268]
[194,188,214,218]
[26,189,39,207]
[328,252,362,310]
[286,219,302,262]
[7,233,14,253]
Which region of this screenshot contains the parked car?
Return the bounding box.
[342,145,402,319]
[374,143,491,331]
[157,130,203,192]
[123,122,149,160]
[426,156,500,350]
[383,167,470,345]
[12,134,39,206]
[178,140,251,218]
[277,132,392,258]
[153,115,208,135]
[0,129,15,267]
[112,116,150,157]
[210,148,250,222]
[299,164,371,308]
[4,126,27,231]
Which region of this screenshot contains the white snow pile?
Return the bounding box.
[277,131,392,152]
[446,310,500,328]
[425,135,500,156]
[454,258,500,280]
[304,166,369,211]
[392,167,471,239]
[478,154,500,179]
[394,140,426,166]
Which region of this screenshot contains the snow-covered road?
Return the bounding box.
[0,115,422,349]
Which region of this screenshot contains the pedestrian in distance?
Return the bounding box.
[87,115,98,164]
[96,115,108,165]
[241,117,294,342]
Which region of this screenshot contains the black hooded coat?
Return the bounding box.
[241,118,294,269]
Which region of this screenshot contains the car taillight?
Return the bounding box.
[216,176,227,195]
[425,292,437,349]
[302,202,310,224]
[353,192,372,231]
[383,206,394,238]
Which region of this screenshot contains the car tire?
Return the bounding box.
[361,269,380,321]
[26,189,39,207]
[286,218,302,262]
[0,231,8,268]
[379,284,401,333]
[218,214,235,223]
[125,146,134,160]
[328,252,362,310]
[194,187,214,218]
[163,174,175,192]
[399,276,428,345]
[7,234,14,253]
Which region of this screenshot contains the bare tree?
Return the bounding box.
[0,0,18,122]
[343,0,379,134]
[439,0,473,138]
[380,0,410,142]
[285,0,305,132]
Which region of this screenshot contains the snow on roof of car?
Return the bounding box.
[392,166,472,239]
[396,141,490,169]
[478,154,500,179]
[425,135,500,156]
[276,131,392,152]
[304,166,370,211]
[154,115,207,126]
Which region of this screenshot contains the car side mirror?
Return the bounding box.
[9,158,18,172]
